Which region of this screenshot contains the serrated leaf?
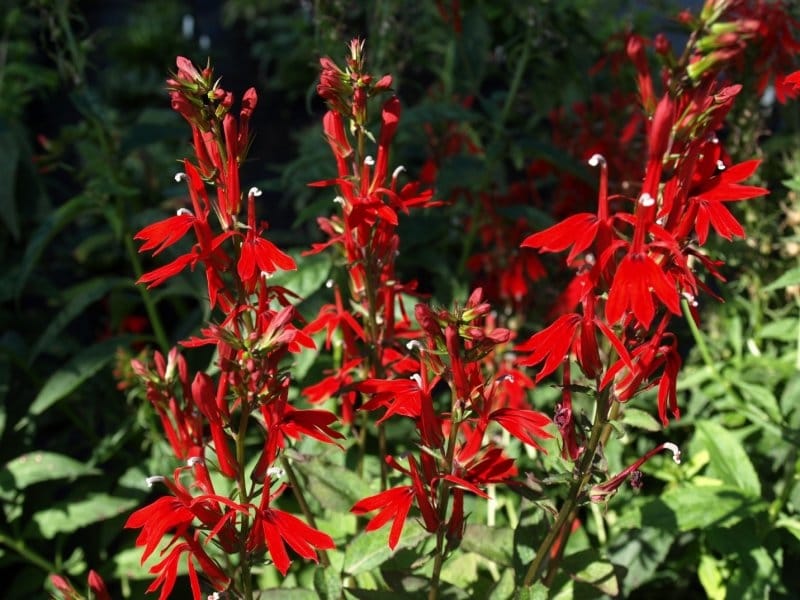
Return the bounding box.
[344,520,427,575]
[28,277,128,363]
[695,421,761,496]
[461,524,513,565]
[26,336,129,419]
[620,407,662,432]
[31,493,138,538]
[1,451,99,489]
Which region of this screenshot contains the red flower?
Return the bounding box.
[351,485,415,550]
[238,188,296,288]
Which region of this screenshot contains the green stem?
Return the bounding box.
[0,531,58,574]
[234,404,254,600]
[122,225,171,354]
[523,388,610,587]
[428,401,462,600]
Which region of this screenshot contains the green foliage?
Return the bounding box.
[2,0,799,598]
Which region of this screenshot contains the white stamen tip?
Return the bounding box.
[498,374,515,384]
[248,187,263,197]
[588,154,606,167]
[176,208,193,217]
[260,271,272,280]
[392,165,406,179]
[410,373,423,388]
[364,155,375,166]
[716,160,726,171]
[639,193,656,207]
[406,339,423,351]
[325,279,334,289]
[333,196,345,205]
[146,475,166,488]
[584,252,596,265]
[266,467,285,479]
[663,442,681,464]
[174,172,187,182]
[187,457,204,467]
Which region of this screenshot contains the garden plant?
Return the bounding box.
[2,1,800,599]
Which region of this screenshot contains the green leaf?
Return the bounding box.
[561,549,619,597]
[698,554,727,600]
[763,266,800,292]
[266,252,331,304]
[758,317,798,342]
[775,516,800,542]
[695,421,761,496]
[461,524,513,566]
[314,564,343,600]
[294,457,374,513]
[607,525,673,595]
[620,407,662,432]
[15,193,96,297]
[0,451,99,489]
[26,336,129,419]
[28,277,129,363]
[732,380,782,424]
[30,492,138,538]
[490,568,516,600]
[343,520,428,575]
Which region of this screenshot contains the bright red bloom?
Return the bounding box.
[238,189,297,288]
[351,485,415,550]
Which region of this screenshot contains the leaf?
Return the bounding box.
[255,589,318,600]
[266,252,331,304]
[28,277,128,363]
[560,549,619,597]
[314,564,343,600]
[757,318,798,342]
[15,193,96,297]
[607,525,673,595]
[695,421,761,496]
[698,554,727,600]
[763,266,800,292]
[461,524,513,566]
[775,516,800,542]
[343,520,427,575]
[619,407,662,432]
[0,451,99,489]
[25,336,130,419]
[294,458,374,513]
[30,492,138,538]
[732,380,782,424]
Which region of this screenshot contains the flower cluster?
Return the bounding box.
[125,58,339,599]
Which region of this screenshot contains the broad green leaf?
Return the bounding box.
[27,336,130,418]
[515,581,552,600]
[28,277,128,363]
[461,524,513,566]
[266,252,331,304]
[758,317,798,342]
[439,551,480,588]
[31,492,138,538]
[733,380,782,424]
[490,568,515,600]
[763,266,800,292]
[695,421,761,496]
[620,407,662,432]
[314,564,343,600]
[294,458,374,512]
[1,451,99,489]
[775,516,800,542]
[607,525,673,594]
[343,520,427,575]
[698,554,727,600]
[561,549,619,597]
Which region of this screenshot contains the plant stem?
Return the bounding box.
[121,219,171,354]
[523,387,610,587]
[0,532,58,574]
[234,404,254,600]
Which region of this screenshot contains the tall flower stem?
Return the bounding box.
[234,404,254,600]
[523,387,611,587]
[428,413,461,600]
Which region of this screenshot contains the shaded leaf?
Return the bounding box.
[30,493,138,538]
[695,421,761,496]
[620,407,662,432]
[1,451,99,489]
[344,520,427,575]
[461,524,513,566]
